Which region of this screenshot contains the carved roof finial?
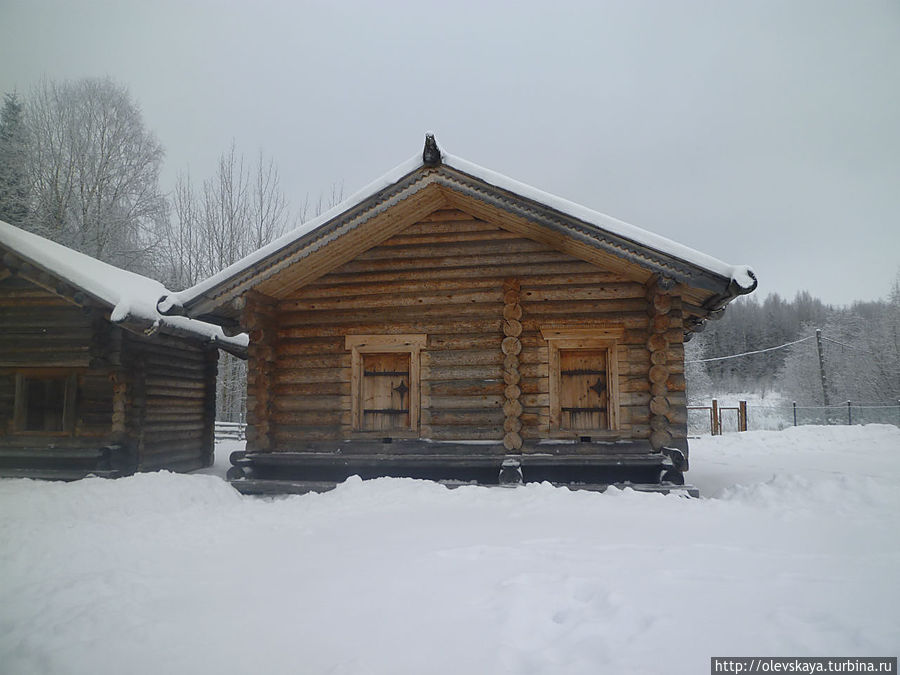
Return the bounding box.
[423,133,441,167]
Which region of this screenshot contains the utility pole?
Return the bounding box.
[815,329,830,407]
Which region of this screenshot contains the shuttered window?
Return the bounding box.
[559,348,609,431]
[361,352,411,431]
[541,327,622,434]
[346,334,426,435]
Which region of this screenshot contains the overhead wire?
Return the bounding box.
[685,334,816,363]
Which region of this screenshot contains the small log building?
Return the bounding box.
[166,135,756,493]
[0,222,247,479]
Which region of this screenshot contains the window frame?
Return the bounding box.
[13,370,78,435]
[345,334,426,436]
[540,327,623,435]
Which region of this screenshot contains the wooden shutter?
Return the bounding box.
[361,352,411,431]
[559,349,609,430]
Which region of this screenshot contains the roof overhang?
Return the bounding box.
[167,136,756,333]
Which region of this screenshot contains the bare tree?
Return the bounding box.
[23,77,167,274]
[162,143,301,421]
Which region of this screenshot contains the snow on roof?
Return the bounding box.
[0,219,248,354]
[165,137,755,311]
[442,152,757,290]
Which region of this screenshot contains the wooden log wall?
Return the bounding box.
[125,333,216,472]
[0,276,95,368]
[646,280,687,451]
[244,292,278,452]
[263,207,672,451]
[501,278,523,451]
[0,275,117,446]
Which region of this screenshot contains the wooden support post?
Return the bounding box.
[202,348,219,467]
[815,329,830,407]
[646,279,676,450]
[711,398,720,436]
[244,291,277,453]
[501,278,523,452]
[738,400,748,432]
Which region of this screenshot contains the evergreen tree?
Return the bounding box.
[0,92,30,226]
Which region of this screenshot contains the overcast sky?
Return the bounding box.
[2,0,898,305]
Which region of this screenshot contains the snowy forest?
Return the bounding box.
[2,76,898,424]
[687,285,900,415]
[0,77,343,422]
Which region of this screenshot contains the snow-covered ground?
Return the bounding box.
[2,425,898,675]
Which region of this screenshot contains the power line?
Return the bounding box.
[820,335,879,356]
[686,335,815,364]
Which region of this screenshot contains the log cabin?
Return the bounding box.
[164,135,756,494]
[0,221,248,479]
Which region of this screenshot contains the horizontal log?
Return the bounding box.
[144,377,205,391]
[523,298,648,316]
[144,388,207,401]
[0,331,94,346]
[143,412,207,424]
[421,350,503,368]
[272,338,346,356]
[410,210,494,224]
[276,318,506,340]
[272,395,349,412]
[278,302,505,327]
[419,425,503,441]
[520,283,646,302]
[0,356,91,368]
[336,250,573,275]
[421,409,505,426]
[422,379,505,397]
[271,382,349,397]
[274,367,351,385]
[621,392,651,407]
[139,421,206,434]
[421,395,504,410]
[279,288,505,312]
[131,339,207,362]
[384,227,518,246]
[275,354,351,370]
[141,360,207,377]
[423,363,547,381]
[270,410,348,427]
[318,264,629,288]
[272,425,345,442]
[355,237,548,262]
[522,313,649,330]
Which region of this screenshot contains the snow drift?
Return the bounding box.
[1,425,898,675]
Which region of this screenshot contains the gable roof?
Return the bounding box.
[163,135,756,329]
[0,220,248,358]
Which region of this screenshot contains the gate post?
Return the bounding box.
[711,399,720,435]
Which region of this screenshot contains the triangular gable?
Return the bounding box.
[165,135,756,327]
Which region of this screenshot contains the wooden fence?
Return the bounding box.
[214,421,247,441]
[687,399,748,435]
